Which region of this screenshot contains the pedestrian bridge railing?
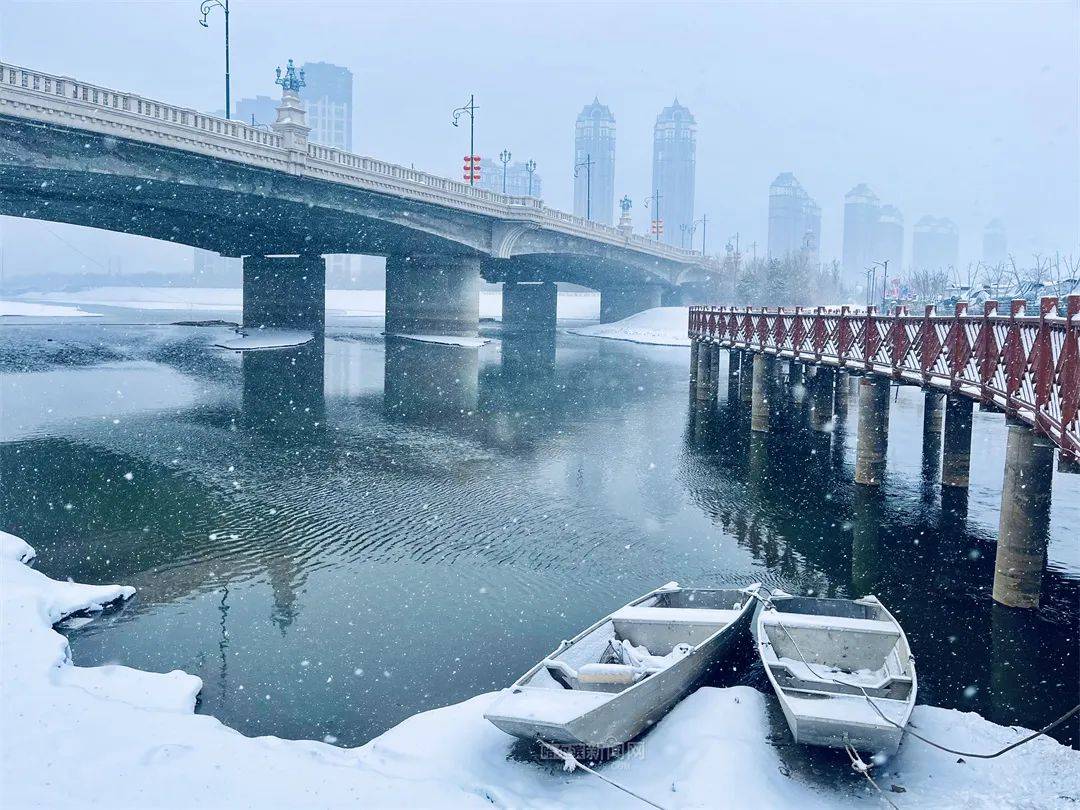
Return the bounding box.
[689,298,1080,461]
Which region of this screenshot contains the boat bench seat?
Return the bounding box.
[762,612,899,639]
[611,606,740,652]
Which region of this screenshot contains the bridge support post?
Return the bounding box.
[854,377,890,485]
[751,354,774,432]
[739,351,754,404]
[242,254,326,332]
[942,394,974,487]
[788,360,804,385]
[709,345,720,398]
[992,420,1054,609]
[598,284,663,323]
[502,281,557,335]
[385,254,480,337]
[689,340,700,386]
[811,367,835,431]
[834,370,851,416]
[922,391,945,482]
[727,349,741,397]
[695,342,713,402]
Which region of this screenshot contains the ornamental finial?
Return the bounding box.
[275,59,306,94]
[620,195,632,214]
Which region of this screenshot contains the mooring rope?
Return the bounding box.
[537,740,668,810]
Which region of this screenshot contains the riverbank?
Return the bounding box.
[3,530,1076,809]
[567,306,691,346]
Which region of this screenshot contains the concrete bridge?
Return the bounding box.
[0,61,721,336]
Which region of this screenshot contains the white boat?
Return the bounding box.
[755,594,917,754]
[484,582,759,748]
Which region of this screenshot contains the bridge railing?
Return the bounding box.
[688,298,1080,460]
[2,60,710,267]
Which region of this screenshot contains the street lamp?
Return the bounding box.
[574,153,594,220]
[499,149,512,194]
[451,95,478,186]
[679,223,690,249]
[872,259,890,311]
[692,214,708,255]
[644,189,663,242]
[524,159,537,197]
[198,0,231,119]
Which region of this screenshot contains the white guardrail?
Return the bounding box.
[0,61,709,265]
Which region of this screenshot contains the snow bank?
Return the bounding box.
[396,334,491,348]
[569,306,691,346]
[0,299,100,318]
[2,530,1076,808]
[215,329,315,351]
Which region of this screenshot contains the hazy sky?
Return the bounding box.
[1,0,1077,277]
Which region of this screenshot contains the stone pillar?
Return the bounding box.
[385,254,480,337]
[695,341,713,402]
[709,345,721,399]
[598,284,664,323]
[739,351,755,404]
[992,420,1054,609]
[751,354,774,432]
[502,281,557,335]
[922,391,945,483]
[727,348,741,387]
[689,339,700,385]
[788,360,804,385]
[242,254,326,332]
[833,370,850,416]
[854,377,890,485]
[811,366,835,431]
[942,394,974,487]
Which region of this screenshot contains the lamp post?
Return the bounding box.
[499,149,512,194]
[574,153,594,220]
[680,223,690,249]
[693,214,708,255]
[198,0,231,119]
[645,189,663,242]
[452,95,478,185]
[865,265,878,309]
[525,159,537,197]
[872,259,890,311]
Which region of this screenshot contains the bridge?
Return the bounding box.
[687,301,1080,612]
[0,61,721,335]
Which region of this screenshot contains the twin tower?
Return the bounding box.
[574,98,697,248]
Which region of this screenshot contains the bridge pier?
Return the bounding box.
[709,345,720,398]
[727,348,741,397]
[942,394,974,487]
[922,391,945,483]
[750,354,775,432]
[788,360,804,385]
[502,281,557,335]
[833,370,851,417]
[689,339,700,386]
[739,351,755,404]
[695,341,713,402]
[242,254,326,332]
[992,419,1054,609]
[854,377,890,485]
[810,367,835,431]
[599,284,664,323]
[385,254,480,337]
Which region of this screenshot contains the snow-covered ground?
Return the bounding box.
[215,328,315,351]
[568,306,691,347]
[0,299,100,318]
[2,529,1076,809]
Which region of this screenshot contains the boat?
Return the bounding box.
[484,582,759,748]
[755,593,917,754]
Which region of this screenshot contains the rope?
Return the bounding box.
[846,744,901,810]
[537,740,668,810]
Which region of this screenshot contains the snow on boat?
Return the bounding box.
[756,594,917,754]
[484,582,759,748]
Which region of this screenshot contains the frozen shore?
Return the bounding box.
[2,529,1077,809]
[568,307,691,347]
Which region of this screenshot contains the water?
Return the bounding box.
[2,317,1077,748]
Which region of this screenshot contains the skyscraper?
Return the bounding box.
[841,183,880,287]
[767,172,821,264]
[983,219,1007,265]
[652,99,696,247]
[912,216,959,271]
[874,205,905,274]
[301,61,353,151]
[233,95,278,128]
[573,98,615,224]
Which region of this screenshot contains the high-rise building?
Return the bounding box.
[841,183,880,286]
[233,95,277,128]
[476,158,543,198]
[983,219,1007,265]
[874,205,905,274]
[652,99,696,247]
[767,172,821,264]
[574,98,615,224]
[912,216,959,271]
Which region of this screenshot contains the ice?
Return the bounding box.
[396,334,491,348]
[215,329,315,351]
[568,306,692,346]
[0,299,100,317]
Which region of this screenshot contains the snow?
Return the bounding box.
[2,529,1077,809]
[396,334,491,348]
[0,299,100,318]
[568,306,691,346]
[215,329,315,351]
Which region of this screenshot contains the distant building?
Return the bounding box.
[983,219,1007,265]
[476,158,543,198]
[767,172,821,265]
[841,183,880,287]
[574,98,615,224]
[233,95,277,128]
[652,99,696,247]
[192,248,240,286]
[913,216,959,271]
[874,205,905,275]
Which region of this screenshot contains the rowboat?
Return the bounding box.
[755,594,917,754]
[484,582,759,748]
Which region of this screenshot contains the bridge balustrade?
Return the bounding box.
[688,298,1080,462]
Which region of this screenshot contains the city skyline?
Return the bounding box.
[652,99,696,248]
[574,97,615,224]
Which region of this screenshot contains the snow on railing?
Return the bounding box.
[688,298,1080,461]
[1,60,707,265]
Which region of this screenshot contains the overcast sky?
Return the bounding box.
[1,0,1077,277]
